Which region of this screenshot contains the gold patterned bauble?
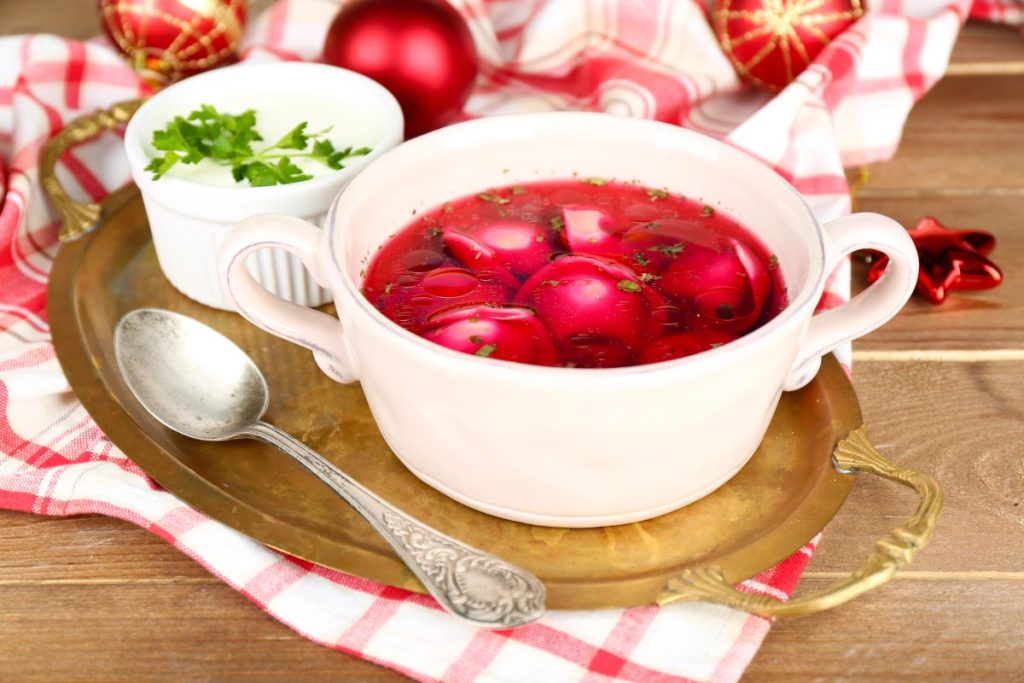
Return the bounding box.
[98,0,247,86]
[713,0,864,91]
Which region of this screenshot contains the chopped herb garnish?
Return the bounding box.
[645,221,660,230]
[477,192,510,205]
[541,279,561,287]
[469,335,484,345]
[536,234,546,242]
[715,303,735,319]
[512,185,526,195]
[468,316,480,323]
[701,204,715,217]
[475,343,497,357]
[502,167,510,174]
[617,279,642,293]
[427,227,442,238]
[145,104,371,185]
[359,268,366,278]
[384,283,394,295]
[709,342,723,348]
[586,177,606,186]
[443,203,454,214]
[647,188,669,201]
[633,252,651,267]
[769,254,780,269]
[639,272,659,282]
[549,215,565,232]
[647,242,686,256]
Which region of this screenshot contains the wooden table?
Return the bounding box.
[2,4,1023,680]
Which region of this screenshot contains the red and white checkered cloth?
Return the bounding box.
[0,0,1003,680]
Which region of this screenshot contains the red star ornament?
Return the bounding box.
[867,217,1003,305]
[713,0,864,91]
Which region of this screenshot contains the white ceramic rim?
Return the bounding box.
[327,112,827,381]
[124,61,404,219]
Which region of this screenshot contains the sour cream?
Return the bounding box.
[154,94,384,187]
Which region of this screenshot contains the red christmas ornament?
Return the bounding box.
[867,217,1003,305]
[98,0,246,85]
[713,0,864,91]
[322,0,478,138]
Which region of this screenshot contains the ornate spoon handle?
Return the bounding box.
[246,421,546,628]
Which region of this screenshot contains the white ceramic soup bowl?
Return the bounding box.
[219,112,917,528]
[124,61,403,310]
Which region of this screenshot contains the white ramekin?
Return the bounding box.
[124,61,403,310]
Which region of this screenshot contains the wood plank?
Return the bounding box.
[747,578,1024,680]
[0,582,405,683]
[816,361,1024,575]
[949,22,1024,68]
[858,74,1024,193]
[0,511,209,582]
[851,194,1023,350]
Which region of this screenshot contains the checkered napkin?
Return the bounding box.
[0,0,984,680]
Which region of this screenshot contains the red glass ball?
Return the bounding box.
[98,0,246,83]
[323,0,478,138]
[713,0,863,91]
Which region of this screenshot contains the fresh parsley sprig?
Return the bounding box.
[145,104,372,187]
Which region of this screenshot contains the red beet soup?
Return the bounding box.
[362,179,787,368]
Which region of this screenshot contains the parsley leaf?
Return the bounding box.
[275,122,311,150]
[475,343,498,357]
[647,242,686,256]
[145,151,181,179]
[477,192,510,204]
[146,104,371,186]
[617,279,642,293]
[238,162,279,187]
[275,157,313,184]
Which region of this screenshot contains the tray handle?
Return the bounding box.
[40,99,145,243]
[656,425,943,617]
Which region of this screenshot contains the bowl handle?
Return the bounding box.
[784,213,919,390]
[656,426,943,617]
[219,214,358,383]
[40,99,145,243]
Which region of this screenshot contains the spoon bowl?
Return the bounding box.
[116,308,268,441]
[113,308,545,628]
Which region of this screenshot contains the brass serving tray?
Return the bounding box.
[47,191,864,611]
[43,102,942,615]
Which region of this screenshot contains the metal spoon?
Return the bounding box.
[113,308,545,628]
